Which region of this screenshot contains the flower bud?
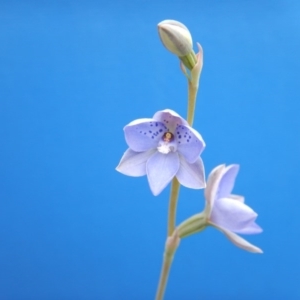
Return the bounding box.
[157,20,193,57]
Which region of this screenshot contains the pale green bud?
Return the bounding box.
[157,20,198,70]
[158,20,193,57]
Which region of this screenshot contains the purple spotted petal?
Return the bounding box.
[176,125,205,163]
[146,151,180,196]
[176,156,205,189]
[210,223,263,253]
[153,109,188,132]
[116,148,156,177]
[124,118,166,152]
[217,165,240,198]
[210,197,259,234]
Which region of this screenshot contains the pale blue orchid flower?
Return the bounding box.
[116,109,206,196]
[204,164,263,253]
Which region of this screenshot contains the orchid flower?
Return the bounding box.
[178,164,262,253]
[204,164,263,253]
[116,109,206,196]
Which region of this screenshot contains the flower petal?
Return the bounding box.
[176,156,206,189]
[153,109,188,132]
[210,197,259,234]
[210,223,263,253]
[146,151,180,196]
[116,148,156,177]
[124,118,166,152]
[228,194,245,202]
[217,164,240,198]
[176,125,205,163]
[237,222,263,234]
[204,165,226,216]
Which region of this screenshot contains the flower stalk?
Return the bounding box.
[155,231,180,300]
[177,212,207,238]
[167,178,180,236]
[183,43,203,126]
[155,252,173,300]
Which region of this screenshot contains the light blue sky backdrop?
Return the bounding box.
[0,1,299,299]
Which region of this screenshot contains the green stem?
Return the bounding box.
[155,166,180,299]
[187,81,198,126]
[167,178,180,236]
[155,250,175,300]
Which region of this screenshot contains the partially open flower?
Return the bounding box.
[177,164,263,253]
[206,164,263,253]
[116,109,206,196]
[158,20,193,57]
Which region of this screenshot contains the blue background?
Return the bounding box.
[1,1,299,299]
